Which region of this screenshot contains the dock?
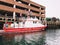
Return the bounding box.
[47,21,60,29]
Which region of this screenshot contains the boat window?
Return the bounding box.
[12,19,14,21]
[4,23,8,28]
[0,18,2,20]
[33,21,37,23]
[3,19,5,20]
[8,19,11,21]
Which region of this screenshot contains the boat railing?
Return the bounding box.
[3,18,45,28]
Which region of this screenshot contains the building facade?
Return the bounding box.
[0,0,45,29]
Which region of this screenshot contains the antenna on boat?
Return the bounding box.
[5,14,7,23]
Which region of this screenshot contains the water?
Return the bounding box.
[46,29,60,45]
[0,29,60,45]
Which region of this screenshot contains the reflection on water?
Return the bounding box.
[1,29,60,45]
[0,31,46,45]
[46,29,60,45]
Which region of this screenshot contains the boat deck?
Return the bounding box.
[0,30,4,35]
[0,30,4,32]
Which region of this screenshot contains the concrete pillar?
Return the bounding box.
[13,0,16,20]
[28,3,30,12]
[39,17,41,20]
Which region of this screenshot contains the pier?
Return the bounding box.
[47,21,60,29]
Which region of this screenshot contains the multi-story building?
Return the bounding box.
[0,0,45,29]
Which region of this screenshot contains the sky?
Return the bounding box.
[31,0,60,19]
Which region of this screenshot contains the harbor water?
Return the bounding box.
[0,29,60,45]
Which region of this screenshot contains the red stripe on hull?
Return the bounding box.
[4,26,46,33]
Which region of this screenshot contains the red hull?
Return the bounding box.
[4,26,46,33]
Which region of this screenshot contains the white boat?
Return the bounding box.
[3,16,47,33]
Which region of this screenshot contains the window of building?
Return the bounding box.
[16,0,21,3]
[30,10,39,14]
[31,16,35,18]
[16,0,29,5]
[41,8,45,10]
[0,10,13,18]
[7,12,13,17]
[16,0,21,2]
[0,1,13,7]
[21,1,29,5]
[16,6,28,11]
[41,12,44,14]
[30,4,40,9]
